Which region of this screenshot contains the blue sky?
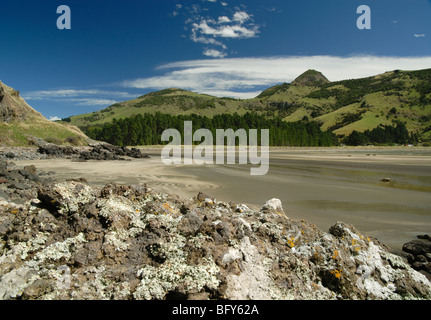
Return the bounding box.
[0,0,430,120]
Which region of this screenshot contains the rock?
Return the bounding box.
[403,240,431,257]
[400,235,431,280]
[8,182,30,190]
[260,198,284,214]
[196,192,215,203]
[177,212,203,236]
[418,234,431,241]
[391,249,414,264]
[7,170,24,182]
[0,190,8,200]
[23,165,37,175]
[5,152,15,159]
[0,181,430,300]
[78,144,150,161]
[22,279,50,299]
[380,178,392,183]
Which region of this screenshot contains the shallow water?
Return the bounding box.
[156,148,431,250]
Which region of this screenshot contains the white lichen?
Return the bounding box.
[134,231,220,300]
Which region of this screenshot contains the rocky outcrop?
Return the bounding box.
[400,236,431,280]
[28,137,150,161]
[0,81,49,124]
[0,170,430,300]
[0,158,52,205]
[78,144,150,161]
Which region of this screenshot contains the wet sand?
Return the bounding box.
[16,146,431,250]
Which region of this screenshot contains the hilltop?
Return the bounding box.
[0,81,89,147]
[66,68,431,143]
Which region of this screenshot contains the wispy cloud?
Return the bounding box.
[22,89,138,108]
[23,89,136,100]
[65,98,119,106]
[122,55,431,99]
[174,2,260,58]
[414,34,426,38]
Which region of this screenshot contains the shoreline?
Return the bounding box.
[1,145,431,300]
[9,145,431,251]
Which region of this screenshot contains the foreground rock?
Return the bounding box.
[1,179,430,300]
[0,158,51,204]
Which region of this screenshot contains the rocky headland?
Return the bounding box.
[0,151,430,300]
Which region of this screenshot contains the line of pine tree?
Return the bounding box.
[85,112,338,147]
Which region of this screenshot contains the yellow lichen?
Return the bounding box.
[330,269,342,279]
[287,237,295,248]
[332,250,339,260]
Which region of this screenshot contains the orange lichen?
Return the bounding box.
[287,237,295,248]
[330,269,342,279]
[332,250,339,260]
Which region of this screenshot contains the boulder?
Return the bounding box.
[401,235,431,280]
[403,239,431,257]
[260,198,284,214]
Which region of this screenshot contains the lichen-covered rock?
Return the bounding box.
[260,198,284,214]
[1,180,430,300]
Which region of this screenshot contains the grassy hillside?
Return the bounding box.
[67,68,431,142]
[0,81,89,147]
[0,117,89,146]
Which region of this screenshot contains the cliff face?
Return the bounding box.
[0,80,89,146]
[0,158,430,300]
[0,81,42,123]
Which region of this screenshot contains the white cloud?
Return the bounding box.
[176,3,259,58]
[191,29,227,48]
[203,48,228,58]
[22,89,138,108]
[23,89,136,100]
[48,116,62,121]
[232,11,251,24]
[122,55,431,99]
[218,16,231,23]
[414,34,426,37]
[69,98,119,106]
[192,20,258,39]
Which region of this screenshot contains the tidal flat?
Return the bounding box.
[16,146,431,250]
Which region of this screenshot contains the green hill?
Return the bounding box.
[0,80,89,147]
[67,68,431,142]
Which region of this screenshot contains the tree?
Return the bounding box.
[345,130,368,146]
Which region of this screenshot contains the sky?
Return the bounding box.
[0,0,430,120]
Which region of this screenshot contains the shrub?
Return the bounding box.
[45,137,63,145]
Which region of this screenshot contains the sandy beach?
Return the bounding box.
[16,146,431,250]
